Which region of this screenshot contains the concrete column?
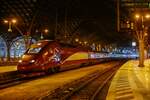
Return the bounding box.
[138,39,144,67]
[6,44,10,62]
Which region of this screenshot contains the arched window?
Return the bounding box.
[0,36,7,61]
[10,36,36,58]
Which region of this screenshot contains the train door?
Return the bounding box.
[53,48,61,63]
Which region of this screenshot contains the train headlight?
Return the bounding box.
[18,60,22,63]
[30,59,35,63]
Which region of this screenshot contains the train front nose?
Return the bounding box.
[17,54,36,72]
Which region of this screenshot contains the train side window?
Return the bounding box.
[49,48,53,54]
[43,51,48,56]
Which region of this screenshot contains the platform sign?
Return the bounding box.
[121,1,150,8]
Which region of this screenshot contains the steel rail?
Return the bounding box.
[0,71,45,89]
[41,61,125,100]
[68,63,121,100]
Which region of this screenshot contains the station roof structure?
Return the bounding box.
[119,0,150,45]
[1,0,147,46]
[0,0,117,42]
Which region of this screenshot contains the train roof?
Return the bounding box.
[30,40,53,48]
[37,39,54,43]
[32,39,91,51]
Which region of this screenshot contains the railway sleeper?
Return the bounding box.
[41,61,125,100]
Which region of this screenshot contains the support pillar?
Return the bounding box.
[138,39,144,67]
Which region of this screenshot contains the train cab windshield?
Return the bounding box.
[26,40,52,54]
[27,47,42,54]
[26,42,47,54]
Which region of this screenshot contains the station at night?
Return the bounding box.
[0,0,150,100]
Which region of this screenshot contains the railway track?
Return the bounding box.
[69,64,118,100]
[0,61,125,98]
[0,71,21,88]
[0,71,45,89]
[41,61,124,100]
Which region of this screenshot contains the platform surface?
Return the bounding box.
[0,66,17,73]
[107,59,150,100]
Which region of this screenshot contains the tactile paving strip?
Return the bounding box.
[115,76,135,100]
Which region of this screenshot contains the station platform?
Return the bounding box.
[107,59,150,100]
[0,66,17,73]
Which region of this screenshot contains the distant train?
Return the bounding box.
[17,40,110,73]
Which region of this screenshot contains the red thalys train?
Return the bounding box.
[17,40,109,73]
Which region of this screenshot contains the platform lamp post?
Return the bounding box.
[4,18,27,42]
[134,14,150,67]
[4,19,17,32]
[75,38,79,42]
[4,19,17,61]
[41,29,49,39]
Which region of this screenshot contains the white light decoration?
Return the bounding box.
[132,42,136,47]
